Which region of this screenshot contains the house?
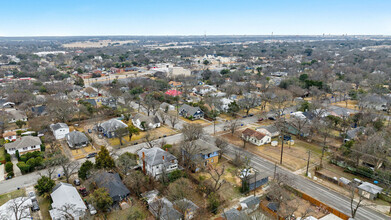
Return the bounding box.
[84,99,97,107]
[1,101,15,108]
[98,119,128,138]
[357,182,383,200]
[65,131,89,149]
[174,199,199,220]
[256,125,280,138]
[165,89,182,97]
[168,81,182,88]
[149,197,182,220]
[5,136,42,155]
[82,87,98,97]
[101,97,117,109]
[221,208,247,220]
[271,71,288,77]
[138,147,178,179]
[7,109,28,123]
[181,139,220,169]
[192,85,217,96]
[132,113,161,131]
[239,196,261,214]
[0,197,32,220]
[31,105,47,116]
[160,102,175,112]
[246,172,269,191]
[179,104,204,120]
[345,127,364,141]
[241,128,271,146]
[290,111,307,120]
[49,182,87,220]
[50,123,70,140]
[93,172,130,203]
[2,131,16,142]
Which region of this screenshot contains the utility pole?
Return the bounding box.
[273,163,277,179]
[253,171,256,197]
[306,151,311,177]
[280,135,284,164]
[213,118,216,135]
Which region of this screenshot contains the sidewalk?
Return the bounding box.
[11,156,22,177]
[0,164,4,181]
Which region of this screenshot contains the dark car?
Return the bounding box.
[268,117,276,121]
[258,118,264,122]
[86,152,97,158]
[74,179,81,186]
[248,114,254,117]
[31,200,40,212]
[242,115,247,118]
[88,129,92,133]
[79,187,88,197]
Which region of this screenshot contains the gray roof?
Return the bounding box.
[179,104,202,116]
[240,196,260,209]
[149,197,182,220]
[8,109,27,121]
[93,172,130,203]
[221,208,246,220]
[66,131,89,146]
[174,198,199,213]
[51,182,86,213]
[346,127,364,139]
[5,136,42,150]
[358,182,383,195]
[259,124,279,134]
[193,139,220,155]
[50,123,69,131]
[100,119,128,132]
[132,113,160,125]
[138,147,177,166]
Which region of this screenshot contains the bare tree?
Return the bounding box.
[270,89,293,119]
[225,119,240,136]
[47,98,76,122]
[206,164,226,192]
[51,203,78,220]
[181,124,204,141]
[181,141,205,169]
[168,113,179,129]
[238,93,261,116]
[215,138,228,159]
[350,187,365,219]
[157,110,168,125]
[4,197,31,220]
[59,157,80,183]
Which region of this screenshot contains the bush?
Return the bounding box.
[168,170,185,183]
[78,160,94,180]
[207,193,220,214]
[7,171,14,178]
[17,162,31,174]
[161,144,172,151]
[5,162,13,173]
[35,176,55,195]
[40,144,45,152]
[5,153,11,162]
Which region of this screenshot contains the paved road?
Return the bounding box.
[0,111,388,219]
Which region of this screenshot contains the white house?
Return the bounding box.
[132,113,161,131]
[242,128,271,146]
[192,85,217,96]
[138,147,178,179]
[50,123,70,140]
[4,136,42,155]
[2,131,17,142]
[50,182,87,220]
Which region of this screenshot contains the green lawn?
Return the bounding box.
[0,189,26,206]
[38,196,51,220]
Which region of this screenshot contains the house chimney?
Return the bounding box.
[162,155,165,160]
[165,148,168,152]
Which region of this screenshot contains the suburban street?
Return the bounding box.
[0,111,389,220]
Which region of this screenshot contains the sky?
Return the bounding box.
[0,0,391,36]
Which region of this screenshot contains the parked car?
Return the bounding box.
[242,115,247,118]
[88,129,92,133]
[31,200,40,212]
[74,179,81,186]
[28,191,36,201]
[258,118,264,122]
[86,152,97,158]
[248,114,254,117]
[79,187,88,197]
[87,203,97,215]
[268,117,276,120]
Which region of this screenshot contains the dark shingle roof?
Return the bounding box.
[93,172,130,203]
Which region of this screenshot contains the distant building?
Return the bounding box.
[179,104,204,120]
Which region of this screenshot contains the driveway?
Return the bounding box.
[11,156,22,177]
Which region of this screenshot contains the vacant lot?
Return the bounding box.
[331,100,359,110]
[180,117,211,126]
[220,130,324,171]
[71,145,97,160]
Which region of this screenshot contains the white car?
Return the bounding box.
[88,203,97,215]
[28,191,36,201]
